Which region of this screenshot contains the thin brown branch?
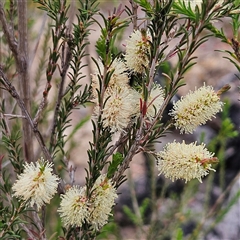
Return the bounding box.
[2,113,26,119]
[129,0,138,30]
[0,2,18,60]
[17,0,33,163]
[113,140,138,185]
[29,13,48,67]
[103,131,129,162]
[33,91,48,127]
[0,67,51,161]
[207,172,240,220]
[19,223,43,240]
[33,0,69,129]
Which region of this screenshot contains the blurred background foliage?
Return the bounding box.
[0,0,240,239]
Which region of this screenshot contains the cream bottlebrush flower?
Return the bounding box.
[95,85,140,132]
[144,83,165,119]
[91,58,129,100]
[58,186,90,227]
[182,0,224,10]
[125,29,151,73]
[157,141,217,183]
[169,85,223,134]
[12,158,59,210]
[89,175,118,230]
[109,59,130,87]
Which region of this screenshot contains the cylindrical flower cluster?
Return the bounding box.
[58,186,90,227]
[12,158,59,210]
[58,175,118,230]
[156,140,217,183]
[181,0,224,10]
[91,58,129,100]
[169,85,223,134]
[89,175,118,230]
[125,29,151,73]
[95,85,140,132]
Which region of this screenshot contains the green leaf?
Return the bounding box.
[122,205,138,225]
[134,0,153,15]
[176,228,184,240]
[107,152,124,179]
[139,198,150,217]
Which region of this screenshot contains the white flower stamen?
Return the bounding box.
[12,158,59,210]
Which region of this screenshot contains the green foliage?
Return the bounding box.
[208,99,238,189]
[123,198,150,226]
[0,167,28,239]
[0,0,239,239]
[107,152,124,179]
[0,106,24,175]
[175,228,184,240]
[96,220,120,240]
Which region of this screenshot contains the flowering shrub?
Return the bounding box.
[0,0,239,239]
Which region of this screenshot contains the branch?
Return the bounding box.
[17,0,33,163]
[1,114,26,119]
[0,2,18,60]
[0,67,50,160]
[113,140,139,186]
[0,1,33,162]
[129,0,138,30]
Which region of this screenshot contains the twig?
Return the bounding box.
[189,172,240,240]
[103,131,129,162]
[1,114,26,119]
[0,2,18,60]
[113,140,138,185]
[129,0,138,30]
[0,1,33,162]
[19,223,42,240]
[33,0,69,128]
[207,172,240,220]
[127,169,145,237]
[29,13,48,67]
[49,40,72,152]
[17,0,33,163]
[0,67,51,161]
[33,91,49,127]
